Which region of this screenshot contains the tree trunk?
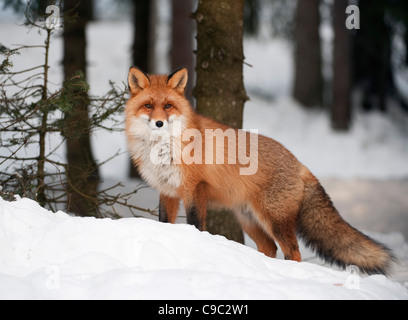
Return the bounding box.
[293,0,323,108]
[244,0,260,35]
[132,0,152,72]
[63,0,99,217]
[171,0,195,104]
[193,0,248,244]
[129,0,153,179]
[353,0,392,112]
[332,0,352,130]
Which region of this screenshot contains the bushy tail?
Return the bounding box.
[297,175,394,275]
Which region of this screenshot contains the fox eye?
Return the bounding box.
[144,104,153,110]
[164,104,173,110]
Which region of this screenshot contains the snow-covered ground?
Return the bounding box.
[1,19,408,299]
[1,197,407,300]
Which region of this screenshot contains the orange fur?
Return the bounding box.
[125,67,393,274]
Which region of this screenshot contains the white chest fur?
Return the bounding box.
[130,139,181,198]
[127,116,183,198]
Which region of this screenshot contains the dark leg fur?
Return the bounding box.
[184,182,209,231]
[186,206,203,231]
[159,200,169,223]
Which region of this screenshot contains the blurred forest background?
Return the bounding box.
[1,0,408,242]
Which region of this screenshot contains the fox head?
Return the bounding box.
[125,67,192,140]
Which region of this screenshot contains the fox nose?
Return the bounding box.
[155,121,164,128]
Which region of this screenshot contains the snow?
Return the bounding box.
[1,197,407,300]
[1,18,408,300]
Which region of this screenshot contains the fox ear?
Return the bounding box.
[128,66,150,94]
[167,68,188,94]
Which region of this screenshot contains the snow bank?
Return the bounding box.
[1,197,407,300]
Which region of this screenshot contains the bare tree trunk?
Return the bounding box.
[293,0,323,108]
[244,0,260,35]
[193,0,248,244]
[332,0,352,130]
[353,0,392,113]
[132,0,152,72]
[171,0,195,104]
[129,0,153,179]
[63,0,99,217]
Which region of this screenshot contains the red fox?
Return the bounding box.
[125,66,393,275]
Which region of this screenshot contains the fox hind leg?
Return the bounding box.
[234,207,278,258]
[252,201,302,262]
[270,219,301,262]
[242,220,278,258]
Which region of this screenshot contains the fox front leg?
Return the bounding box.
[159,194,180,224]
[184,182,208,231]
